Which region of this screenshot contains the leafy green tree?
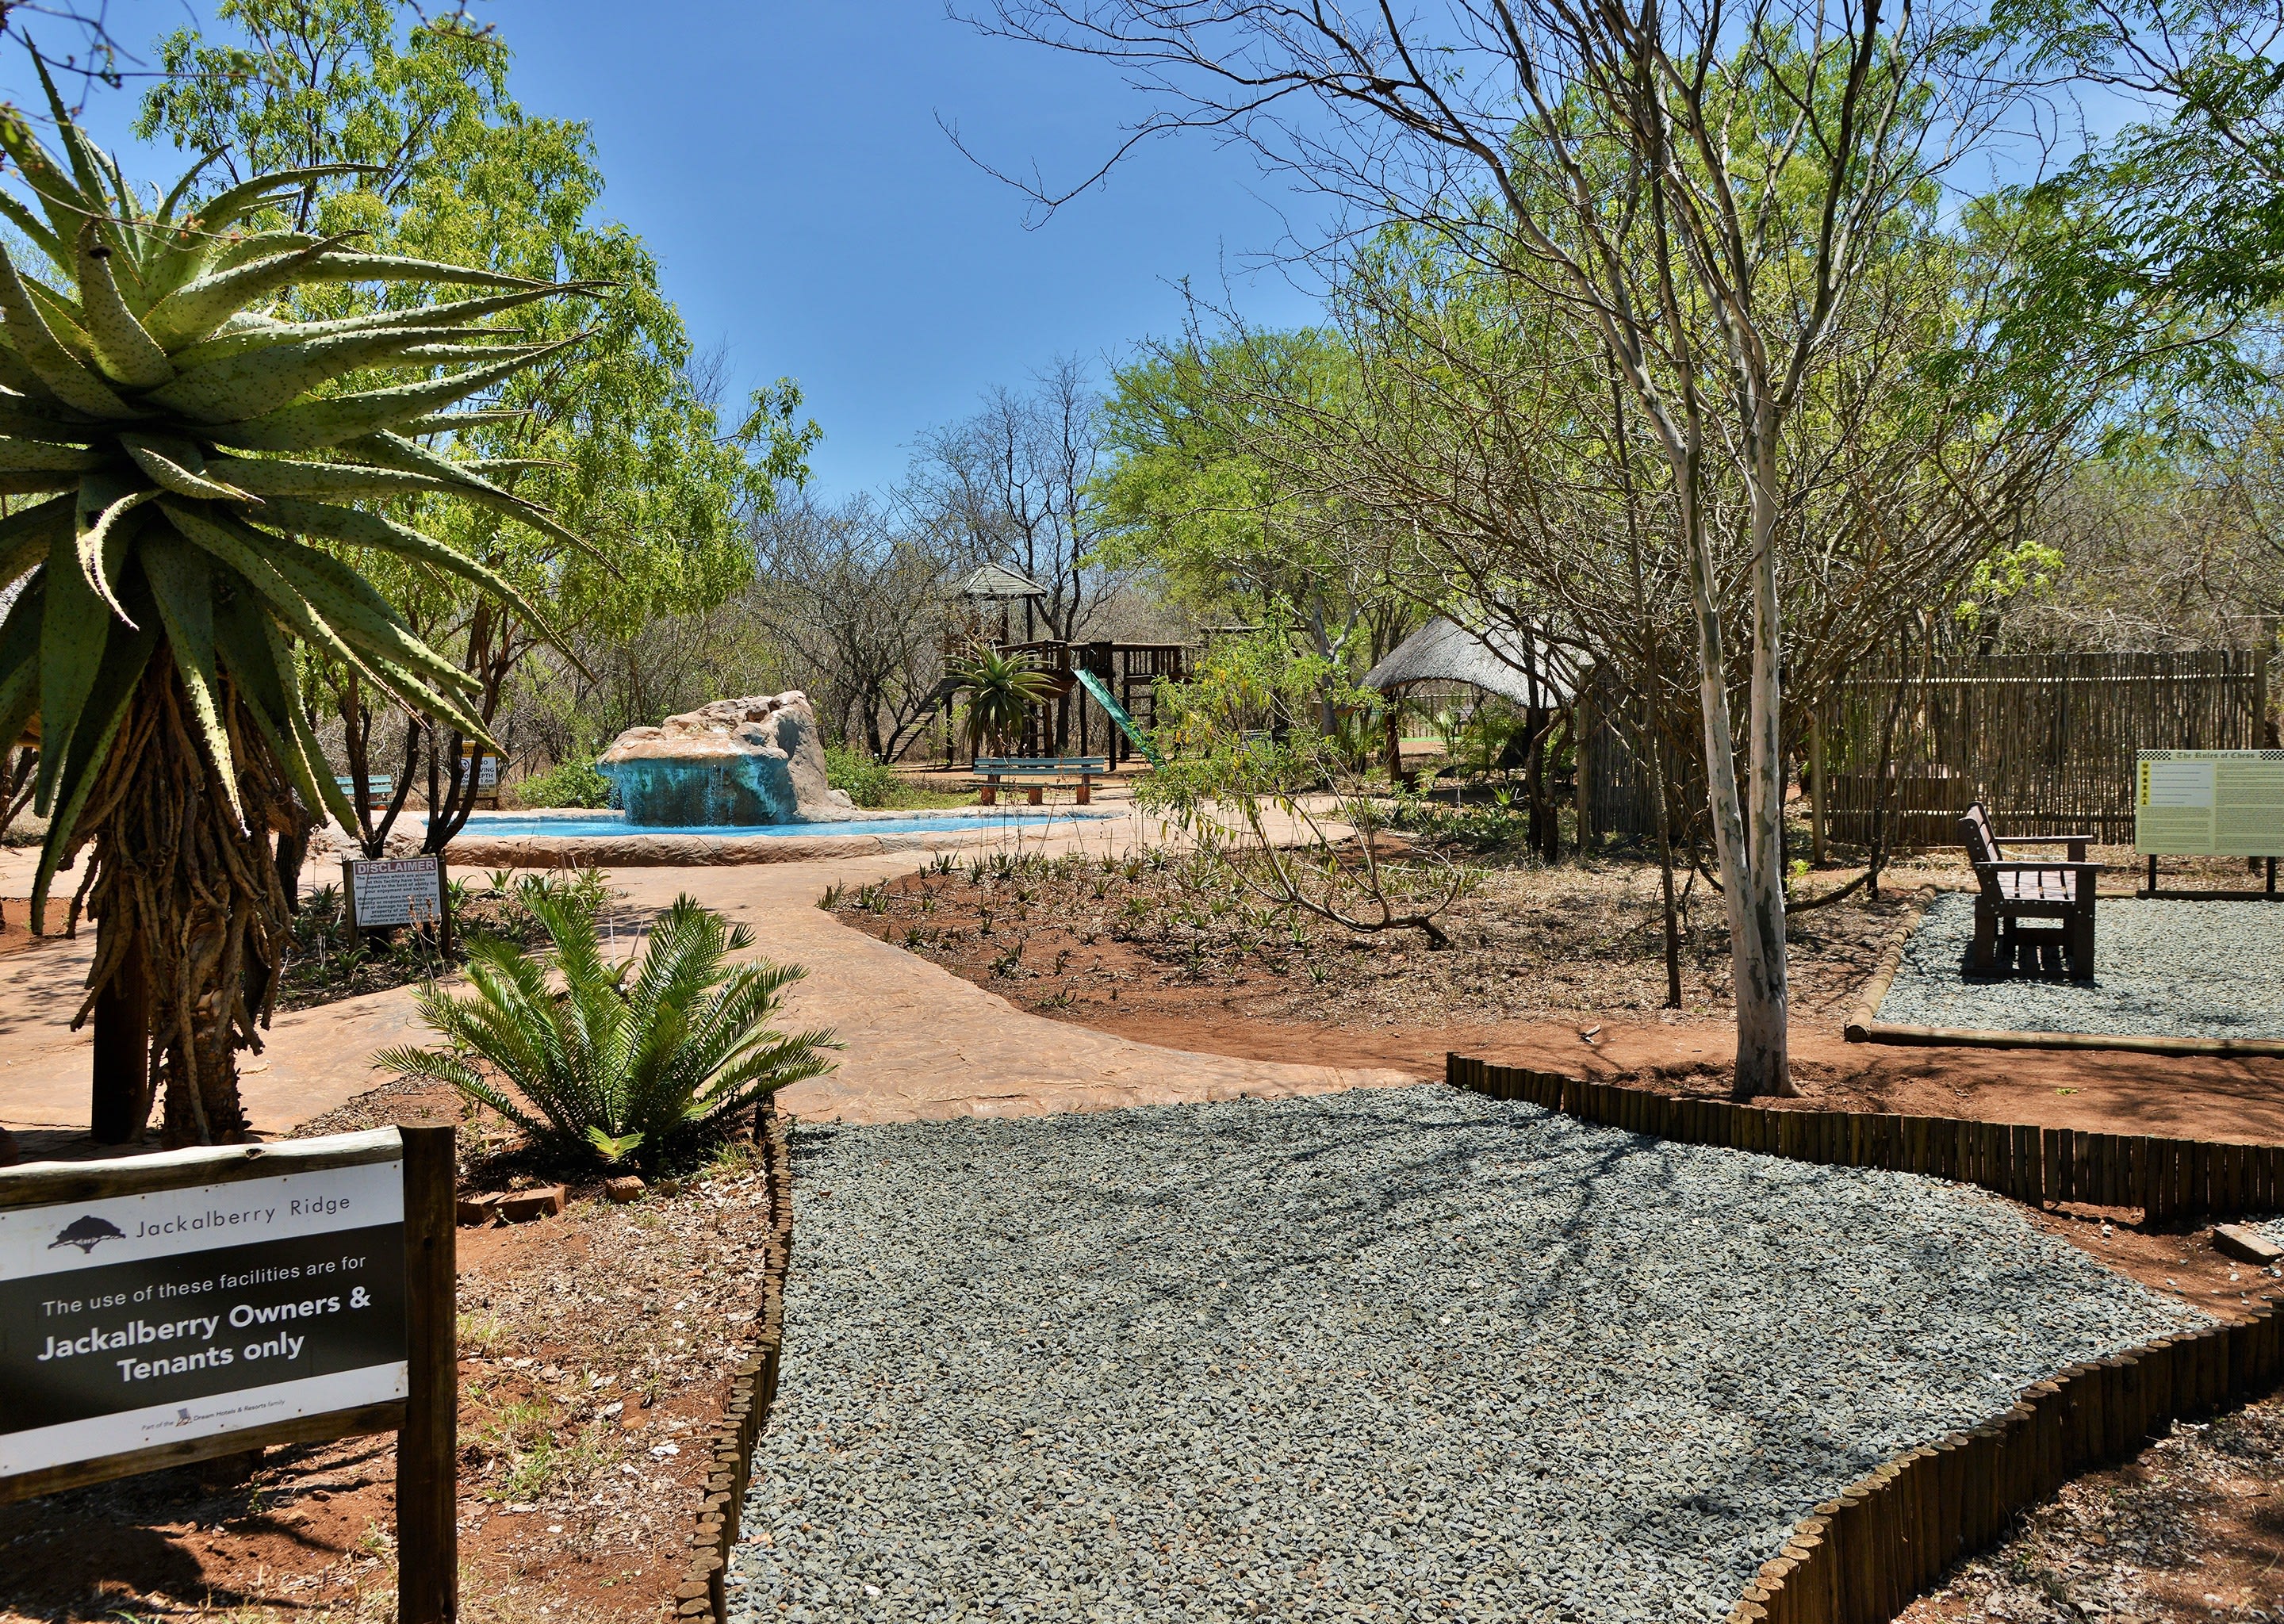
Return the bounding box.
[1097,328,1410,721]
[137,0,814,856]
[0,75,583,1143]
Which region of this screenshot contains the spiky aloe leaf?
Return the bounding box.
[35,514,114,811]
[167,285,573,373]
[0,570,43,749]
[0,243,136,418]
[75,478,157,626]
[31,611,157,927]
[151,325,492,423]
[141,529,242,826]
[338,431,592,556]
[74,220,173,388]
[119,434,258,503]
[0,440,101,472]
[210,339,581,450]
[0,399,102,444]
[140,237,350,350]
[253,496,558,632]
[0,494,70,588]
[0,103,584,871]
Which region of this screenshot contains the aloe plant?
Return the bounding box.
[949,646,1054,757]
[374,887,837,1171]
[0,71,585,1143]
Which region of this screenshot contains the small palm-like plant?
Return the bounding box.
[374,887,837,1170]
[949,646,1052,756]
[0,71,587,1140]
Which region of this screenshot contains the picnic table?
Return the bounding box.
[971,755,1109,806]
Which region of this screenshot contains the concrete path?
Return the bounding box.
[0,814,1420,1147]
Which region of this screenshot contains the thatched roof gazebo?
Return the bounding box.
[1363,615,1578,708]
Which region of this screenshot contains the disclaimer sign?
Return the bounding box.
[0,1155,405,1477]
[2135,749,2284,857]
[345,855,446,929]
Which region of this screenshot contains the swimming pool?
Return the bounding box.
[450,810,1111,841]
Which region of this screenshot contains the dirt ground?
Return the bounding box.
[1901,1390,2284,1623]
[834,843,2284,1147]
[0,1082,781,1624]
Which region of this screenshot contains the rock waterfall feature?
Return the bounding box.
[596,693,855,825]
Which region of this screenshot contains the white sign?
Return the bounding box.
[0,1147,407,1478]
[347,856,444,928]
[2136,750,2284,857]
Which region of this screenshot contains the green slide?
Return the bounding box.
[1071,666,1165,769]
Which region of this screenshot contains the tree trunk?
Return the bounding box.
[1734,425,1794,1098]
[1680,465,1788,1099]
[75,662,293,1147]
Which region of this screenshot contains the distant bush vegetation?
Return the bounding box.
[515,758,615,809]
[825,744,900,808]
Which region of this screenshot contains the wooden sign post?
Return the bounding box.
[0,1126,458,1622]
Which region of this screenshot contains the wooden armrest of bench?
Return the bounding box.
[1990,832,2096,846]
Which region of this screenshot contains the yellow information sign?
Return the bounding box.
[2135,749,2284,857]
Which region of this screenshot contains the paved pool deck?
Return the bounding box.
[0,808,1422,1151]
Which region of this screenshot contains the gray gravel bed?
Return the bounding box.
[729,1087,2205,1624]
[1873,893,2284,1039]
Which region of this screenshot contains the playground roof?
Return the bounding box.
[1363,615,1578,707]
[956,561,1048,601]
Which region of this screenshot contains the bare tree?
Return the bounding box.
[745,492,971,759]
[914,357,1129,643]
[964,0,2037,1095]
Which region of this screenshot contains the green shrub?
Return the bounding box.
[515,757,614,809]
[374,887,839,1171]
[824,744,899,808]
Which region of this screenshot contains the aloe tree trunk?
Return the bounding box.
[75,662,292,1145]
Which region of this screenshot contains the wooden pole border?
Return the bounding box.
[1447,1053,2284,1223]
[1849,1019,2284,1059]
[672,1108,795,1624]
[1445,1054,2284,1623]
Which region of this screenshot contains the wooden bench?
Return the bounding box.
[335,774,393,811]
[971,756,1109,806]
[1959,801,2101,980]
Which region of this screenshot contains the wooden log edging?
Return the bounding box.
[673,1109,795,1623]
[1850,1018,2284,1060]
[1717,1308,2284,1623]
[1446,1054,2284,1223]
[1444,1055,2284,1624]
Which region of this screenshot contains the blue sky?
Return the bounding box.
[65,2,1329,497]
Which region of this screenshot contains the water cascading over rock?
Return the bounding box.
[596,693,855,825]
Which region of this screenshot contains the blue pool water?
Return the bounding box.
[454,812,1109,840]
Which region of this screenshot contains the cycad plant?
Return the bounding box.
[0,75,585,1142]
[949,646,1053,757]
[374,887,837,1171]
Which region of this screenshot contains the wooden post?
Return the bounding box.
[1808,709,1828,868]
[90,940,149,1145]
[399,1124,458,1624]
[1574,688,1596,851]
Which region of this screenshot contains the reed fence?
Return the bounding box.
[1811,650,2272,847]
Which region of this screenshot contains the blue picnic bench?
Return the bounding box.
[971,755,1109,806]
